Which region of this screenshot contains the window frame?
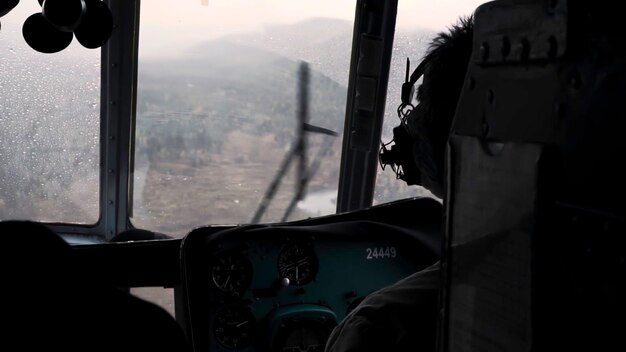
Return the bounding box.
[337,0,399,212]
[49,0,139,242]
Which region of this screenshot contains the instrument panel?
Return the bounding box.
[180,215,440,352]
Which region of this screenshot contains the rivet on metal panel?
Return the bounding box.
[569,71,582,89]
[481,122,490,137]
[481,118,490,137]
[485,141,505,156]
[501,37,511,59]
[547,36,558,59]
[480,42,489,62]
[550,0,559,10]
[518,38,530,61]
[554,103,565,120]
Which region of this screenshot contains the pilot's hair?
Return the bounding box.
[408,16,473,196]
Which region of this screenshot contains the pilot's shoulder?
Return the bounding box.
[325,262,440,352]
[361,261,440,310]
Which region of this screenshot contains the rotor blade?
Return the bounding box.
[296,61,309,201]
[303,123,338,137]
[250,145,297,224]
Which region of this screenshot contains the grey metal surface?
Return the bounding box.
[336,0,398,213]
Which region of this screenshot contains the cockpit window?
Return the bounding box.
[0,2,100,224]
[132,0,355,236]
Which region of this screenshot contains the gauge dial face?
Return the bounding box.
[277,243,318,286]
[214,306,256,350]
[276,322,332,352]
[211,252,253,298]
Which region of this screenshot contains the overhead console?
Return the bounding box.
[179,197,441,352]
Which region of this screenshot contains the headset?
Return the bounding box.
[379,57,430,186]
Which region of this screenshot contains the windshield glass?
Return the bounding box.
[132,0,354,236]
[0,2,100,224]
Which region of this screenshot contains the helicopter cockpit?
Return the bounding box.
[1,0,624,351]
[2,1,462,350]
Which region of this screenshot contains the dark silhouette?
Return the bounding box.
[0,221,189,351]
[326,16,474,352]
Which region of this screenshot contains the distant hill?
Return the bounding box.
[133,18,439,231]
[136,37,348,161]
[133,16,436,201]
[140,18,434,146]
[220,17,435,86]
[211,17,435,139]
[222,17,354,84]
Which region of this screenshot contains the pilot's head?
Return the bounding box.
[383,17,473,198]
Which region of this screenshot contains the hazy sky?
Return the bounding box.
[138,0,488,58]
[138,0,487,31]
[2,0,489,33]
[2,0,488,58]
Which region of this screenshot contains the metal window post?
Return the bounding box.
[101,0,140,240]
[336,0,398,213]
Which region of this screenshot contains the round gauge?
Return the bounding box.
[277,243,318,286]
[214,306,256,350]
[274,321,333,352]
[211,252,253,298]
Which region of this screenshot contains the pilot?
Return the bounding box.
[325,16,474,352]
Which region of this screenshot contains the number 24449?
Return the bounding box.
[366,247,397,260]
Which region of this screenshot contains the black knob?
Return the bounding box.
[42,0,86,32]
[1,0,19,18]
[22,13,73,53]
[74,0,113,49]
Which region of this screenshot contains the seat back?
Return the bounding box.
[0,220,190,352]
[441,0,626,350]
